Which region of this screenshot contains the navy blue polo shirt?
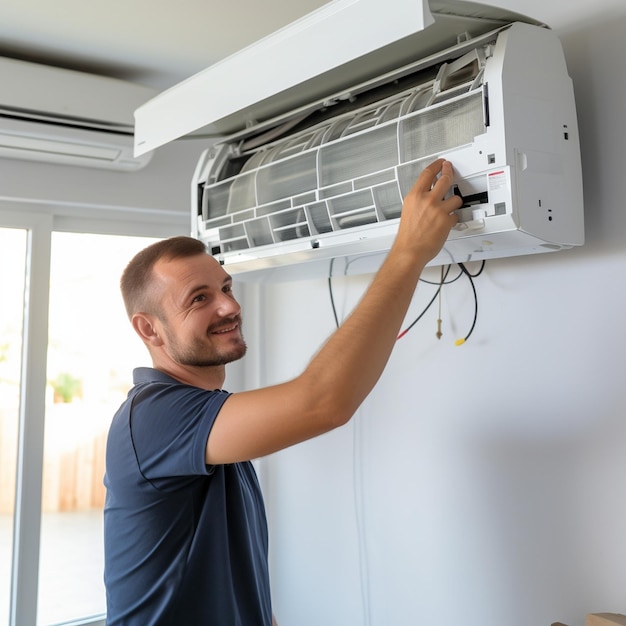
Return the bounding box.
[103,368,271,625]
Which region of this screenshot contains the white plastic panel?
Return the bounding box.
[135,0,435,155]
[134,1,542,156]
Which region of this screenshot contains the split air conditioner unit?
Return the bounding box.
[0,57,156,171]
[134,0,585,279]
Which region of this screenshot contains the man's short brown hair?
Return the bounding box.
[120,236,208,319]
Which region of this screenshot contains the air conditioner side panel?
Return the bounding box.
[486,23,584,247]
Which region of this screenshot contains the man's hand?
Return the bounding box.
[394,159,462,265]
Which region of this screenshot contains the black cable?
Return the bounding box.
[456,262,479,345]
[328,258,484,342]
[419,264,463,286]
[328,258,340,328]
[461,259,486,278]
[397,265,452,340]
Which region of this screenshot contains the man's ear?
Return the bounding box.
[132,313,164,347]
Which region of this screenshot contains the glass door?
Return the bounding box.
[0,210,52,626]
[37,232,158,625]
[0,227,28,625]
[1,208,160,626]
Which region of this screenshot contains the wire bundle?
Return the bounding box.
[328,259,485,344]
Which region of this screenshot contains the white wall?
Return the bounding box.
[236,8,626,626]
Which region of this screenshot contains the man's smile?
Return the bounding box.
[211,322,239,335]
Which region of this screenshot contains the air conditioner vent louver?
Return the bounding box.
[0,106,132,134]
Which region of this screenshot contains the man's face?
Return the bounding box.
[151,253,246,367]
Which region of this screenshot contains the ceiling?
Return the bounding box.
[0,0,329,91]
[1,0,623,98]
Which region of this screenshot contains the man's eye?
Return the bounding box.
[222,285,232,293]
[192,294,206,303]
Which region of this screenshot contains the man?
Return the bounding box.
[103,159,461,625]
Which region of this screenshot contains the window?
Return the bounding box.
[0,211,162,626]
[0,227,28,625]
[37,233,158,624]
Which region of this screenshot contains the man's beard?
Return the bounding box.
[164,317,247,367]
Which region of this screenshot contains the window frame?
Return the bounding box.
[1,199,186,626]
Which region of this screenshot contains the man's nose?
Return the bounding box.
[215,293,240,318]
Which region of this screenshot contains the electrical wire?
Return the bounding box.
[419,264,463,285]
[328,258,340,328]
[352,406,372,626]
[327,259,371,625]
[454,261,481,345]
[396,265,452,340]
[461,259,486,278]
[328,257,484,342]
[436,265,444,340]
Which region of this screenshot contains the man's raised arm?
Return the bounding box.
[207,159,462,464]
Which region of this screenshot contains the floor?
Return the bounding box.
[0,510,105,626]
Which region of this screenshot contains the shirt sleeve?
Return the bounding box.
[128,382,231,481]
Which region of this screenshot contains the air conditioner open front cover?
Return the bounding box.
[191,18,584,281]
[135,1,546,153]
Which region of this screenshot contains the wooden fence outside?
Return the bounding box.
[0,404,108,514]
